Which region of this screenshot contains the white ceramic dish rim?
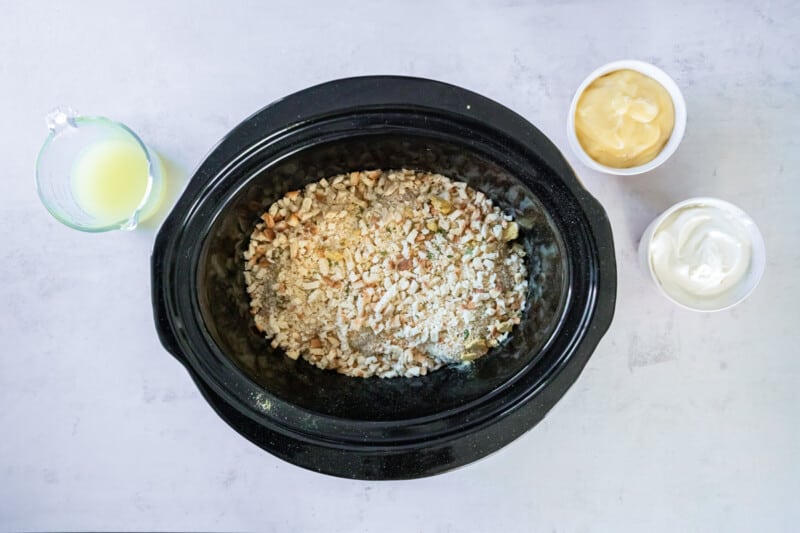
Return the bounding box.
[567,59,687,176]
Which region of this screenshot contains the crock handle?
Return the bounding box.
[151,262,188,365]
[153,313,187,365]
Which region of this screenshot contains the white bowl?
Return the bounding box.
[638,197,766,312]
[567,59,687,176]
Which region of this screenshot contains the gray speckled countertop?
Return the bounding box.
[1,1,798,531]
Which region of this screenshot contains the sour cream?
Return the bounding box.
[647,201,758,309]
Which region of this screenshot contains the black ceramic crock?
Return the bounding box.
[151,76,616,480]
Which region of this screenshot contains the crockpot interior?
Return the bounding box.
[196,133,568,421]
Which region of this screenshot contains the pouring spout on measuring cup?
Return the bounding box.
[46,106,80,134]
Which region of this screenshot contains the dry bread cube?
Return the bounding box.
[243,170,527,378]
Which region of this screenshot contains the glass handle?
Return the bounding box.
[45,106,79,134]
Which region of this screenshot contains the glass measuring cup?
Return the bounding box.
[35,107,165,231]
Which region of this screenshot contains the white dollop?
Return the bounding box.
[649,204,752,304]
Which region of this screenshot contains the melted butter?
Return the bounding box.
[575,69,675,168]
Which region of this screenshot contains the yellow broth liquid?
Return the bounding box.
[71,139,158,224]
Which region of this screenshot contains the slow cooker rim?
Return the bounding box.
[152,75,616,471]
[179,122,592,441]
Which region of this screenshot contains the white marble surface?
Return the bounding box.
[1,1,798,531]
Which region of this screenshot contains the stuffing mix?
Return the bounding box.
[243,169,527,378]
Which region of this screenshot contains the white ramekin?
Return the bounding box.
[567,59,687,176]
[638,197,766,312]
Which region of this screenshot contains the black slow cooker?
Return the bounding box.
[151,76,616,479]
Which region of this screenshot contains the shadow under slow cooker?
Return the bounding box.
[197,133,569,422]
